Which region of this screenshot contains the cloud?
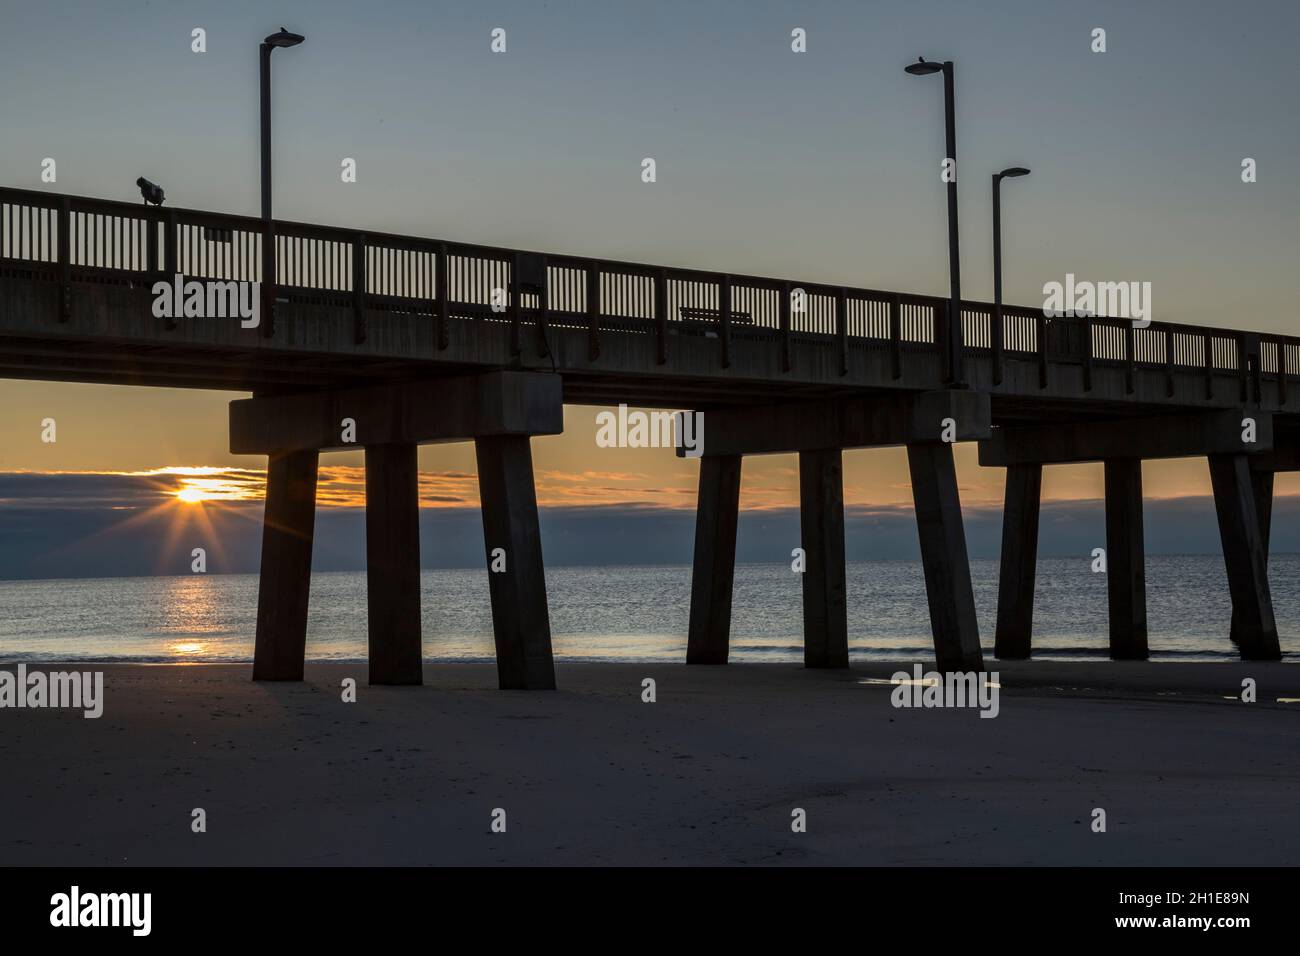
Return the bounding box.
[0,469,1294,581]
[0,468,262,509]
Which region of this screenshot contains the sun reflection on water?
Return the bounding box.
[156,576,226,657]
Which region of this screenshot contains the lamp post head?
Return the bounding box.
[997,166,1031,179]
[904,57,944,76]
[264,27,305,49]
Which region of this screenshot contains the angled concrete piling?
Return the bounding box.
[476,434,557,689]
[252,449,319,682]
[1210,454,1280,661]
[686,455,742,665]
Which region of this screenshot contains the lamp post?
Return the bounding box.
[905,57,964,385]
[260,27,305,335]
[991,166,1030,385]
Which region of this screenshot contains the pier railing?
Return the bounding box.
[0,186,1291,403]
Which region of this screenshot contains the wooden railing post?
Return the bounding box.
[1246,333,1262,404]
[145,209,159,276]
[536,255,550,358]
[934,300,949,379]
[352,234,367,344]
[655,269,668,365]
[1236,332,1251,404]
[1036,310,1048,388]
[586,263,600,361]
[1081,314,1093,391]
[1203,333,1214,400]
[262,218,276,338]
[889,294,901,380]
[779,282,792,373]
[719,275,732,369]
[836,288,848,376]
[1278,337,1288,406]
[1124,322,1135,394]
[435,243,449,351]
[509,252,521,356]
[161,210,179,330]
[57,198,71,322]
[991,299,1005,386]
[1164,327,1175,397]
[163,210,177,278]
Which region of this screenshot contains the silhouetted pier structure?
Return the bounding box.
[0,186,1292,686]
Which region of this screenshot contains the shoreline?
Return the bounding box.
[3,658,1298,686]
[3,649,1294,666]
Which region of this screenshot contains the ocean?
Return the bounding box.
[1,556,1296,664]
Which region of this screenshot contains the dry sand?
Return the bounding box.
[1,661,1296,866]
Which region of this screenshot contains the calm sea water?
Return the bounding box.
[1,557,1296,663]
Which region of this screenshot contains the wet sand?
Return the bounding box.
[1,661,1296,866]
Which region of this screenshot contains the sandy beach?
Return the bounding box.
[1,661,1296,866]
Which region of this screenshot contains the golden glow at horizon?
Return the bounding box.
[22,454,1300,515]
[150,466,259,505]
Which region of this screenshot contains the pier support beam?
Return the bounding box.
[907,442,984,671]
[994,463,1042,660]
[1210,455,1281,660]
[681,390,990,669]
[476,435,556,689]
[365,443,423,685]
[1230,468,1273,649]
[252,449,319,681]
[799,448,848,668]
[1104,458,1148,660]
[981,411,1277,662]
[1252,469,1274,553]
[687,455,742,664]
[234,371,563,688]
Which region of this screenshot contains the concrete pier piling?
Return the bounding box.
[1210,454,1281,661]
[252,449,319,682]
[1104,457,1149,660]
[798,448,849,669]
[993,462,1042,660]
[686,455,742,665]
[683,390,991,671]
[476,434,557,689]
[907,441,984,671]
[364,442,424,685]
[980,410,1277,662]
[233,372,563,687]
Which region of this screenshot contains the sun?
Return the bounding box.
[176,487,207,504]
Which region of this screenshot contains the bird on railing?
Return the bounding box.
[136,177,165,206]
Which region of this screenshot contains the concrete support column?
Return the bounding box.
[253,449,320,681]
[365,442,424,685]
[1104,458,1148,660]
[1210,455,1281,660]
[799,448,848,668]
[907,442,984,671]
[1230,469,1274,649]
[687,454,742,664]
[475,435,556,689]
[994,462,1042,660]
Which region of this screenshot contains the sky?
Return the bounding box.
[1,0,1298,576]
